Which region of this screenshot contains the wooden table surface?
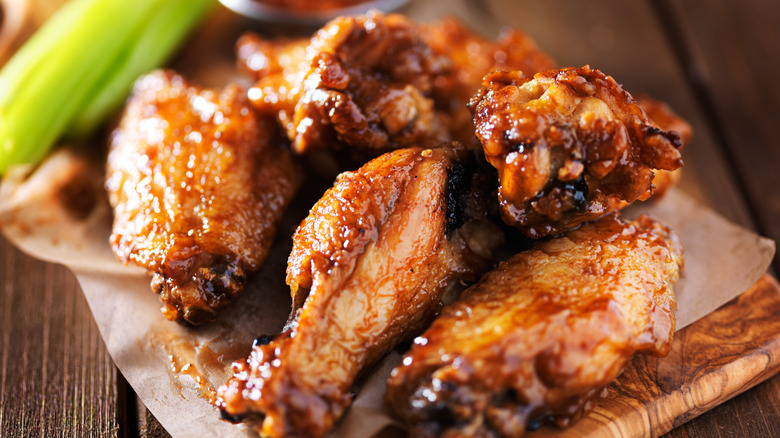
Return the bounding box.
[1,0,779,437]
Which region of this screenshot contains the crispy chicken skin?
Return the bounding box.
[217,145,504,437]
[106,70,301,325]
[386,214,683,437]
[470,67,684,238]
[237,13,553,155]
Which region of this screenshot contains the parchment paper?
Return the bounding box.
[0,146,774,438]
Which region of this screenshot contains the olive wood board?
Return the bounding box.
[519,273,780,438]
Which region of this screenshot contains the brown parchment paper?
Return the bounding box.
[0,147,775,438]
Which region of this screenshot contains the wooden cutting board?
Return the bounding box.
[523,274,780,437]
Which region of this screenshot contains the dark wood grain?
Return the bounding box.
[653,0,780,274]
[135,396,170,438]
[665,370,780,437]
[0,233,120,437]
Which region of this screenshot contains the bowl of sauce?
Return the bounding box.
[219,0,410,25]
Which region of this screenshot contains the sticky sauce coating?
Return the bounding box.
[106,70,301,325]
[217,145,504,437]
[470,67,684,238]
[386,214,683,437]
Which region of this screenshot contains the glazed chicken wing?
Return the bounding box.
[470,67,684,238]
[106,70,301,325]
[238,13,553,156]
[386,214,683,437]
[243,12,452,155]
[217,145,504,437]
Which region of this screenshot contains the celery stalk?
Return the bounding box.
[0,0,215,174]
[69,0,214,137]
[1,0,157,172]
[0,0,93,107]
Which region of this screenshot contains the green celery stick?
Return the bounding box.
[0,0,215,174]
[69,0,215,137]
[0,0,93,108]
[0,0,156,172]
[0,0,151,173]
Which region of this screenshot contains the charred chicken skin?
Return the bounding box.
[635,95,692,147]
[635,94,693,198]
[470,67,684,238]
[386,214,683,437]
[237,12,553,156]
[106,70,301,325]
[217,145,504,437]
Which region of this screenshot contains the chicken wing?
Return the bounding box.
[470,67,684,238]
[386,214,683,437]
[243,12,452,155]
[217,144,504,437]
[238,13,553,157]
[106,70,301,325]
